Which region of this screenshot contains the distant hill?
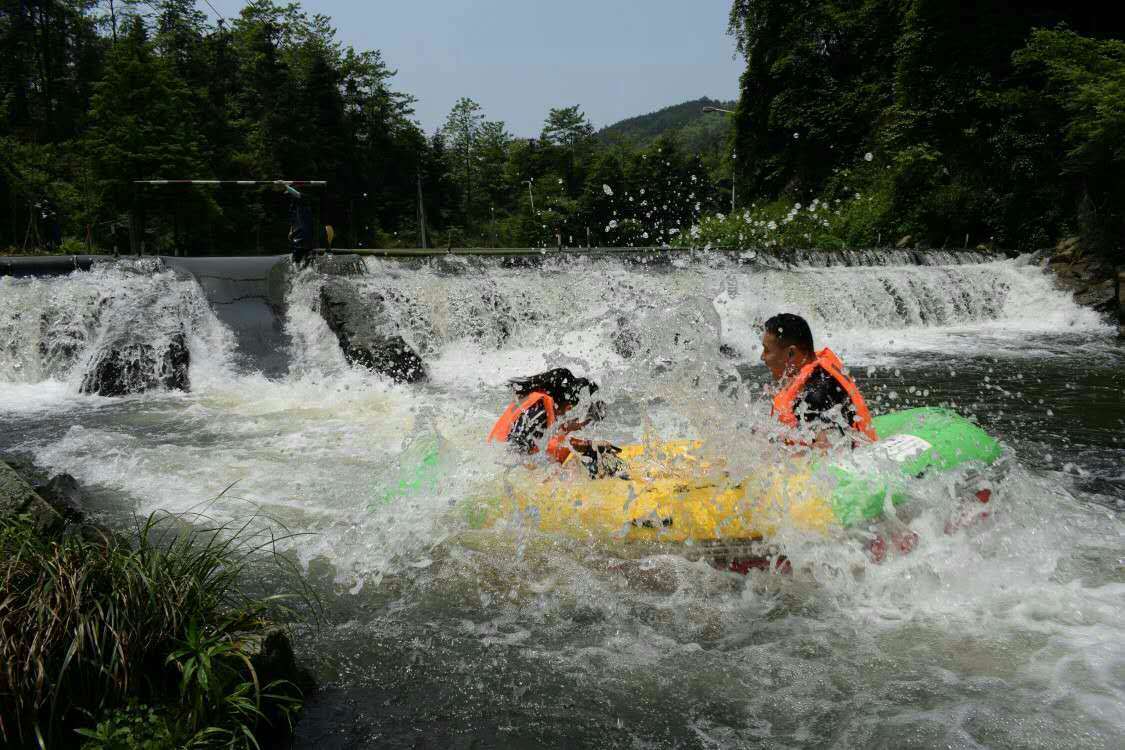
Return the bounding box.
[596,97,737,156]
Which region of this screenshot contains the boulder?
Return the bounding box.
[612,316,642,359]
[312,254,366,278]
[0,459,62,532]
[318,279,426,383]
[0,454,87,523]
[1118,268,1125,337]
[245,628,318,747]
[80,332,190,396]
[1055,236,1080,256]
[1074,280,1117,311]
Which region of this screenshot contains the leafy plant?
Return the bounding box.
[0,510,313,749]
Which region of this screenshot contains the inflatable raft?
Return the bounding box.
[463,407,1002,545]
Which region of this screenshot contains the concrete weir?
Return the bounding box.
[162,256,292,378]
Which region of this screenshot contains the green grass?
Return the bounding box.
[0,509,316,749]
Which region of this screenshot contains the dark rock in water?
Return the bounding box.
[313,253,367,277]
[252,629,318,697]
[0,458,63,532]
[319,279,426,383]
[1117,268,1125,338]
[613,316,642,359]
[1,453,88,524]
[718,343,742,360]
[246,629,318,747]
[80,333,190,396]
[40,473,86,522]
[1075,280,1117,311]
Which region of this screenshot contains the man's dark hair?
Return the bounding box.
[763,313,815,354]
[508,367,598,409]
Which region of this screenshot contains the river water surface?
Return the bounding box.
[1,254,1122,748]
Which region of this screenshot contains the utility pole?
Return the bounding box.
[417,169,427,249]
[731,150,737,214]
[524,179,536,216]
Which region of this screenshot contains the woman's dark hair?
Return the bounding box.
[508,367,598,410]
[763,313,815,354]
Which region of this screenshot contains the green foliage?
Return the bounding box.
[597,97,734,151]
[541,105,595,147]
[0,512,309,749]
[728,1,1123,259]
[1013,28,1125,254]
[686,192,881,250]
[76,704,177,750]
[0,1,428,254]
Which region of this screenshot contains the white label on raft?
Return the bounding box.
[832,434,933,475]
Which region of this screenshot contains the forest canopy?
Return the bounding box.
[1,1,1122,259]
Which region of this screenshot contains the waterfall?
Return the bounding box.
[0,260,235,390]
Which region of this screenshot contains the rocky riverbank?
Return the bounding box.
[1042,238,1124,337]
[0,454,315,749]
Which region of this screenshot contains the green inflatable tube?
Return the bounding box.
[824,407,1002,526]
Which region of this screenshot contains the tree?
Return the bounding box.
[1012,29,1125,256]
[476,120,512,222]
[442,96,484,225]
[540,105,594,194]
[84,16,208,251]
[540,105,594,147]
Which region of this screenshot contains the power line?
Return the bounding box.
[199,0,225,25]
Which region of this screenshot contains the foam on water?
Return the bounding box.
[2,254,1122,746]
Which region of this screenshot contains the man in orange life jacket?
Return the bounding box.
[487,368,616,473]
[760,313,878,449]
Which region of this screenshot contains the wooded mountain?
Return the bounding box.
[597,97,736,151]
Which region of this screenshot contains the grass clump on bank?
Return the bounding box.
[0,511,312,749]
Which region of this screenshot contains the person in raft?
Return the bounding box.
[760,313,878,449]
[487,367,619,475]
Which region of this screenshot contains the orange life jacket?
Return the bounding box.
[487,391,571,463]
[771,348,878,443]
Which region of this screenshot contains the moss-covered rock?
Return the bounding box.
[0,459,62,532]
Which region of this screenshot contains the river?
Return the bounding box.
[1,253,1122,748]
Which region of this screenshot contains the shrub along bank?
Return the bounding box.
[0,460,314,749]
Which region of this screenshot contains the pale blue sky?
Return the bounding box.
[204,1,743,136]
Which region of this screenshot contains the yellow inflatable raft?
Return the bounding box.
[461,408,1002,549]
[463,439,837,546]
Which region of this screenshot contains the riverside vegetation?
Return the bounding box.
[0,483,315,749]
[1,2,1121,263]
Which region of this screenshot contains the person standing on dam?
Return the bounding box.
[276,181,314,266]
[760,313,878,449]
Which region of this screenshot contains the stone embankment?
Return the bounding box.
[1042,237,1123,336]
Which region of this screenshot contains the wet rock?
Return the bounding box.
[1074,279,1117,311]
[80,332,190,396]
[1118,268,1125,338]
[718,343,743,360]
[319,279,427,383]
[250,629,317,696]
[1055,236,1080,256]
[0,459,62,532]
[246,629,318,745]
[475,288,516,347]
[612,316,642,359]
[1,454,88,524]
[313,254,367,278]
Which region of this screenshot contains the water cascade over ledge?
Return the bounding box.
[1,251,1122,748]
